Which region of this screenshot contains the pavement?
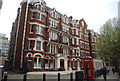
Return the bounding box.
[27,70,76,75]
[1,70,120,81]
[95,71,119,81]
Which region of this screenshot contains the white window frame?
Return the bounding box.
[48,45,58,54]
[34,57,41,68]
[76,38,79,45]
[50,11,58,18]
[31,12,35,19]
[72,29,74,34]
[36,41,42,51]
[50,20,58,29]
[29,40,32,50]
[62,25,69,33]
[72,49,75,56]
[30,24,34,33]
[49,31,58,40]
[76,30,79,35]
[36,25,43,35]
[45,59,49,69]
[37,13,44,21]
[62,35,69,43]
[50,60,54,69]
[72,38,74,44]
[63,48,69,55]
[35,4,44,11]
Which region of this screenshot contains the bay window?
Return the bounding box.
[36,41,42,51]
[62,35,69,43]
[63,48,69,55]
[50,20,58,29]
[37,13,44,21]
[36,25,43,35]
[48,45,58,54]
[49,31,58,40]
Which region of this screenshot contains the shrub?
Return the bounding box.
[37,69,44,72]
[49,68,57,71]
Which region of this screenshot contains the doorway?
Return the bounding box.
[60,59,64,69]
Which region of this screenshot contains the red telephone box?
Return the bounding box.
[83,56,94,80]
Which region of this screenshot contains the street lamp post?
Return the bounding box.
[44,54,46,70]
[27,56,32,71]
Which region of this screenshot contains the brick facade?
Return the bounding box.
[9,0,98,71]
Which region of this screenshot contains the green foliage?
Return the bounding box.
[49,68,57,71]
[37,69,45,72]
[97,17,120,62]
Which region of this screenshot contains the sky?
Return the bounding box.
[0,0,119,39]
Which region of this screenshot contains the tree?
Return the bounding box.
[96,17,120,67]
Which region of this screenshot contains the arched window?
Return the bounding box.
[34,4,44,11]
[33,53,43,68]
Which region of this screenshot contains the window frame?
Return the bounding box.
[36,41,42,51]
[34,57,41,68]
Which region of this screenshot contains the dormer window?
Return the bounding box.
[49,20,58,29]
[82,21,84,27]
[50,11,58,18]
[34,4,44,11]
[62,17,68,24]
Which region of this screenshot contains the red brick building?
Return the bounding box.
[9,0,98,71]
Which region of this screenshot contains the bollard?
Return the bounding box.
[58,73,60,81]
[43,73,46,81]
[23,74,27,81]
[1,67,4,81]
[70,73,73,81]
[3,72,8,81]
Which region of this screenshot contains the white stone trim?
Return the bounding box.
[49,17,59,23]
[61,23,70,28]
[29,22,45,28]
[71,58,77,61]
[33,53,44,58]
[26,53,33,57]
[21,2,29,67]
[30,9,46,16]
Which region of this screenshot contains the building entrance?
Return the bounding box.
[60,59,64,69]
